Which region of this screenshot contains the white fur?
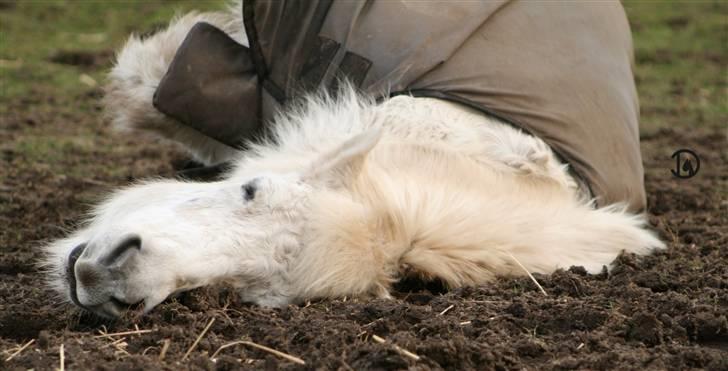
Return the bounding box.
[41,4,664,318]
[105,6,247,165]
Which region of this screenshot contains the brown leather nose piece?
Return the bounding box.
[153,21,261,148]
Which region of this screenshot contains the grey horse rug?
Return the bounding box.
[153,0,647,211]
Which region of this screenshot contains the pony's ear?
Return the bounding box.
[304,129,382,188]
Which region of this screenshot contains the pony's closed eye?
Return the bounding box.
[242,179,258,201]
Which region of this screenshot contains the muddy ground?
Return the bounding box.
[1,1,726,370]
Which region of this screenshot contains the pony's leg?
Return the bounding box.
[105,9,247,166]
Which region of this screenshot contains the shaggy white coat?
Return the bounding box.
[42,4,664,318]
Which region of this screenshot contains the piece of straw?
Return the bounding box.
[211,340,305,365]
[507,252,548,296]
[182,318,216,360]
[94,329,154,338]
[100,337,126,349]
[159,339,171,361]
[4,339,35,362]
[438,304,455,316]
[59,343,65,371]
[371,335,420,361]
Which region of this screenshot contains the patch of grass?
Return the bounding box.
[13,135,94,162]
[0,0,225,100]
[1,0,225,182]
[624,1,728,134]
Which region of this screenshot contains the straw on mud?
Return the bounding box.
[210,340,305,365]
[362,318,383,328]
[94,329,155,338]
[507,252,548,296]
[114,341,130,356]
[159,339,171,361]
[4,339,35,362]
[80,178,110,187]
[459,320,472,326]
[100,337,126,349]
[59,343,65,371]
[371,334,420,361]
[341,359,355,371]
[183,317,216,360]
[438,304,455,316]
[95,329,131,356]
[463,299,502,304]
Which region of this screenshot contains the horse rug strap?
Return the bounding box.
[153,0,647,212]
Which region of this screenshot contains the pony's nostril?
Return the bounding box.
[67,243,87,271]
[100,234,142,266]
[66,243,87,308]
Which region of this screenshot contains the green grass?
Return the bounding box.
[623,1,727,133]
[0,1,225,180]
[0,0,225,100]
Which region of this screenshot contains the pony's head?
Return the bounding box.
[41,130,381,318]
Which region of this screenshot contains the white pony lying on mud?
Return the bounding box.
[43,8,664,319]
